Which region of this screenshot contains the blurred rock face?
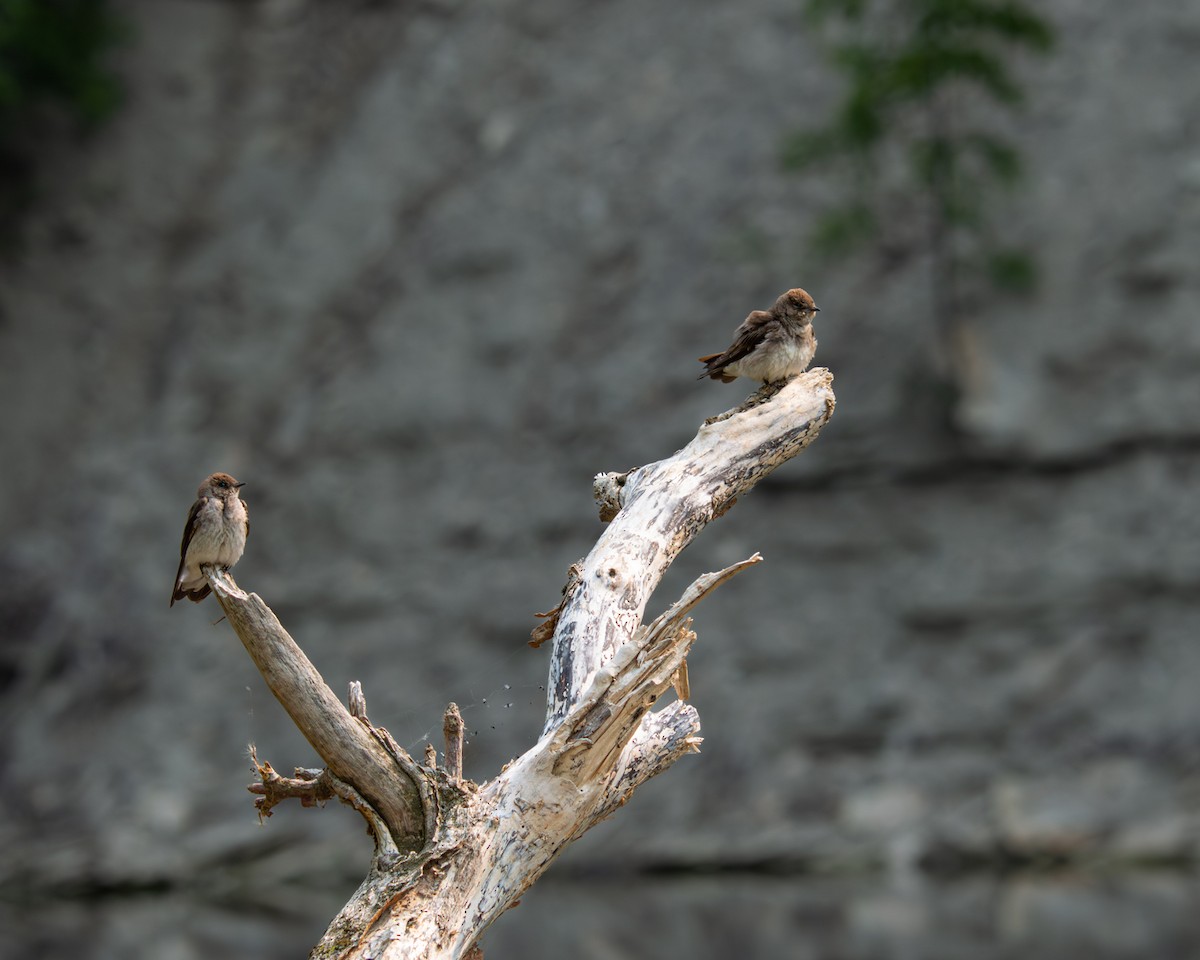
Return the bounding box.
[1,0,1199,901]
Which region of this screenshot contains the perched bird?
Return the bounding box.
[698,287,821,383]
[170,472,249,606]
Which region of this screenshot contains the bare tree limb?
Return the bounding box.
[206,571,425,849]
[547,370,835,729]
[202,367,836,959]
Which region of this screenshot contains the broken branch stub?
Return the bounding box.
[443,702,464,783]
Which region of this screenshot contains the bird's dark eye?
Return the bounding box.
[218,480,229,488]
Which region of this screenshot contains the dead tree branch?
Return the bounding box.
[205,367,836,959]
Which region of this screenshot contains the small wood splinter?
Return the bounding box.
[443,702,464,783]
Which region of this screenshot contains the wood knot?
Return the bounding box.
[593,471,631,522]
[596,565,624,590]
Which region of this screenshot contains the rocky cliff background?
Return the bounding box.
[2,0,1199,957]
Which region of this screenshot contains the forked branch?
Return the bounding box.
[204,368,836,959]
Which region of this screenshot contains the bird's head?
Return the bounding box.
[776,287,820,323]
[200,472,245,500]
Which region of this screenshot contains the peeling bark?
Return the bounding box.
[204,368,836,959]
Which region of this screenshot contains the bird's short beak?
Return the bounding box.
[236,482,247,488]
[813,305,820,312]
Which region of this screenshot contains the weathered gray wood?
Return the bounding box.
[206,574,426,849]
[206,368,836,959]
[547,369,836,728]
[443,702,464,784]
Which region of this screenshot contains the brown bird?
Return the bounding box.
[171,472,249,606]
[698,287,820,383]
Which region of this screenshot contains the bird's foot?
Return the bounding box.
[745,378,790,406]
[704,378,789,425]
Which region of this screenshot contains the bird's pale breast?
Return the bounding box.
[182,498,247,579]
[727,334,816,382]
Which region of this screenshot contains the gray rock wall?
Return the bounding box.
[1,0,1198,924]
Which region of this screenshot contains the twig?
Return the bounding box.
[247,746,336,819]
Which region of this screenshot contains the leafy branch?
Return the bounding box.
[0,0,125,239]
[784,0,1055,336]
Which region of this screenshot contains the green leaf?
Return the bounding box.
[784,0,1051,304]
[830,41,886,80]
[964,133,1022,184]
[888,42,1023,103]
[910,136,957,188]
[780,128,846,169]
[987,248,1039,292]
[0,66,19,110]
[836,87,886,149]
[941,184,983,227]
[918,0,1056,53]
[0,0,126,127]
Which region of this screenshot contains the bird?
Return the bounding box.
[698,288,821,384]
[170,472,249,606]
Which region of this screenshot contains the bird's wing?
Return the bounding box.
[178,497,204,558]
[720,310,776,364]
[697,309,775,379]
[170,497,205,606]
